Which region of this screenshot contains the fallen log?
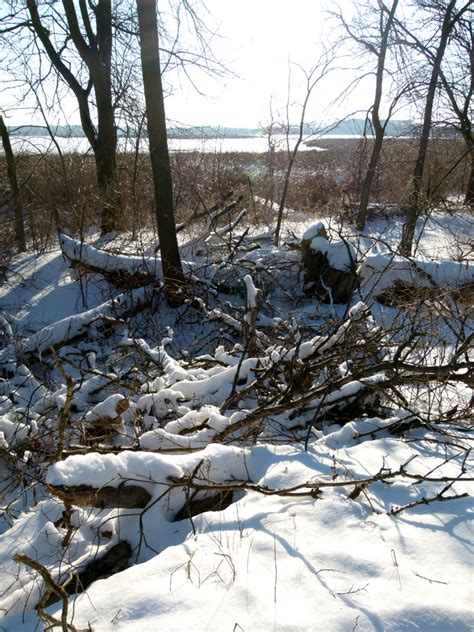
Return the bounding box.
[22,286,150,356]
[291,381,382,427]
[46,483,152,509]
[60,234,161,288]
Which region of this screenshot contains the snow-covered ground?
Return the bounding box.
[0,210,472,631]
[4,434,472,632]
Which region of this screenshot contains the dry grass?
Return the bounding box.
[0,136,470,251]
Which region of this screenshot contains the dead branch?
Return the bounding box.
[13,553,77,632]
[167,459,473,499]
[213,357,473,442]
[389,484,469,515]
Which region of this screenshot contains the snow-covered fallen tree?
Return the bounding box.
[359,252,474,305]
[60,234,163,286]
[22,286,151,356]
[0,217,473,631]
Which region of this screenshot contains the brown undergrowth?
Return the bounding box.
[0,137,470,252]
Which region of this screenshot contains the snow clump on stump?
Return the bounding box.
[301,222,357,303]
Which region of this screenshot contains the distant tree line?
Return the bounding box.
[8,119,464,140]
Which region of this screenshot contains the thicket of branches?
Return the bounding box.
[0,218,472,627]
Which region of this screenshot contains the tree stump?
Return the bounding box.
[301,225,357,304]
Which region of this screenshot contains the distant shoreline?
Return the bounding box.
[7,118,439,141]
[3,133,462,157]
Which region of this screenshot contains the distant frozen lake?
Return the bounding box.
[7,134,343,155]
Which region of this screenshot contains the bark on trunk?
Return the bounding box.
[465,145,474,207]
[94,117,119,235]
[0,115,26,252]
[136,0,184,301]
[92,0,120,234]
[356,137,384,230]
[46,483,152,508]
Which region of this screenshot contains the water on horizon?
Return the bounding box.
[5,133,364,155]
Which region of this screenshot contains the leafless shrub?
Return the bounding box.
[0,133,470,257]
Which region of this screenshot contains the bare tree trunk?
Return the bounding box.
[94,88,120,235]
[274,144,301,247]
[356,0,399,231]
[357,131,384,229]
[136,0,184,302]
[90,0,120,234]
[26,0,121,235]
[0,115,26,252]
[437,12,473,207]
[466,148,474,207]
[440,77,474,209]
[400,0,457,257]
[274,57,332,246]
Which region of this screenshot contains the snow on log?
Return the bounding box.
[22,286,149,355]
[359,253,473,304]
[45,445,252,511]
[84,394,130,425]
[139,405,242,450]
[46,450,182,489]
[60,234,162,286]
[160,357,261,404]
[81,394,130,443]
[47,445,251,486]
[0,414,30,448]
[60,234,196,287]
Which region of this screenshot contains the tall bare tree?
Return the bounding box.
[25,0,120,235]
[436,12,473,206]
[399,0,471,256]
[1,0,222,238]
[274,55,334,246]
[136,0,184,302]
[357,0,399,230]
[331,0,409,230]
